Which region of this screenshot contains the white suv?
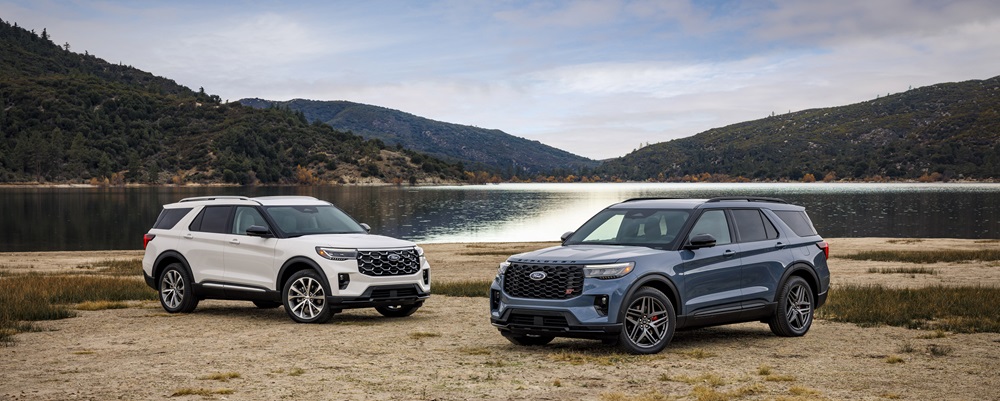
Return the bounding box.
[141,196,430,323]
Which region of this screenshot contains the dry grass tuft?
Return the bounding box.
[170,387,234,397]
[200,372,241,382]
[75,300,130,311]
[817,285,1000,333]
[676,348,716,359]
[409,331,441,340]
[885,355,905,364]
[432,280,491,298]
[842,249,1000,264]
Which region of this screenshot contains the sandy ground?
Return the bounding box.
[1,238,999,400]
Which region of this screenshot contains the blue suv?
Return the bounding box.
[489,197,830,354]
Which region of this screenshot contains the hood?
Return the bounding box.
[509,244,665,264]
[289,233,416,249]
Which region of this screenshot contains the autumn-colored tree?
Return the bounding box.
[801,173,816,183]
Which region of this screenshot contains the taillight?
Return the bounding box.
[143,234,156,249]
[817,241,829,259]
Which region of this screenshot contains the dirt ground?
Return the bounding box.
[1,238,999,400]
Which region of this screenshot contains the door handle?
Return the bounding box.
[723,249,736,257]
[230,238,240,245]
[775,242,785,249]
[184,233,193,240]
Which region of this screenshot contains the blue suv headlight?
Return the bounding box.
[583,262,635,279]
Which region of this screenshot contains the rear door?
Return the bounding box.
[180,205,233,284]
[731,208,790,309]
[675,209,743,317]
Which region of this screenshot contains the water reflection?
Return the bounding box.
[0,183,997,252]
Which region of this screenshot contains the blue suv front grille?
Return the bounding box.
[503,263,584,300]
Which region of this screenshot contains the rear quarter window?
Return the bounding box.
[153,208,192,230]
[774,210,818,237]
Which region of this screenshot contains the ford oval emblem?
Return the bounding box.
[529,271,547,281]
[388,254,401,262]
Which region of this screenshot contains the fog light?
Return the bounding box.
[490,289,501,310]
[423,269,430,285]
[594,294,609,316]
[338,273,350,290]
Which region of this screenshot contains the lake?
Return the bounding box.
[1,182,997,252]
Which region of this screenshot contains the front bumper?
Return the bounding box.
[326,284,429,310]
[491,308,622,340]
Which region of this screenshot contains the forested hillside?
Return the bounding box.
[598,76,1000,181]
[0,19,462,184]
[240,98,598,175]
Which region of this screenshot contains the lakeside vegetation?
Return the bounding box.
[843,249,1000,264]
[817,285,1000,333]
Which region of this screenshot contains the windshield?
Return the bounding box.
[264,205,367,237]
[565,209,691,248]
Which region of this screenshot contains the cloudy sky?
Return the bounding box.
[3,1,1000,160]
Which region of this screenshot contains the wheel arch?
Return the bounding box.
[621,273,681,317]
[775,262,820,303]
[152,251,192,285]
[277,257,332,292]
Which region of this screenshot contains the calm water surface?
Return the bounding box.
[1,183,997,252]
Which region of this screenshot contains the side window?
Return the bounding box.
[232,206,268,235]
[732,209,778,243]
[688,210,732,245]
[153,208,192,230]
[774,211,818,237]
[189,206,232,234]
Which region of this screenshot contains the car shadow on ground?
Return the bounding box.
[515,325,778,354]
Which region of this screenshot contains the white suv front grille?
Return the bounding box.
[357,249,421,276]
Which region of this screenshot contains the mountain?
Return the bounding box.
[597,76,1000,181]
[238,98,598,175]
[0,19,462,184]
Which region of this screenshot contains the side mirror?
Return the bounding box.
[246,225,272,237]
[360,223,371,233]
[685,233,717,249]
[560,231,574,242]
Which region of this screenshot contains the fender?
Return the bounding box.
[774,262,820,303]
[152,250,192,282]
[619,272,681,318]
[277,256,333,293]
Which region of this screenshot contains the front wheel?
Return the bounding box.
[282,270,334,324]
[768,276,814,337]
[375,302,422,318]
[158,263,199,313]
[618,287,676,354]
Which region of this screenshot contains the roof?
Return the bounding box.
[169,196,328,207]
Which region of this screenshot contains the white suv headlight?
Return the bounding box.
[583,262,635,279]
[316,247,357,261]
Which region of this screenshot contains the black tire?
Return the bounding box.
[618,287,676,354]
[282,270,334,324]
[501,332,555,346]
[252,300,281,309]
[158,262,199,313]
[768,276,815,337]
[375,302,422,318]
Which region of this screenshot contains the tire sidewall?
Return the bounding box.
[158,262,197,313]
[775,276,814,336]
[282,269,333,324]
[618,287,676,354]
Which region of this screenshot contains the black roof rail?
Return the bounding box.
[706,196,787,204]
[179,196,262,205]
[620,197,682,203]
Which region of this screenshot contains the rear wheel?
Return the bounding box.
[158,263,199,313]
[282,270,333,324]
[618,287,675,354]
[502,332,554,346]
[375,302,422,318]
[768,276,814,337]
